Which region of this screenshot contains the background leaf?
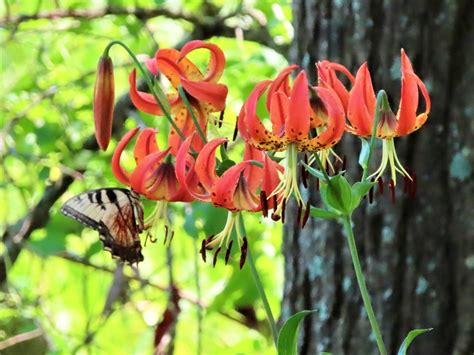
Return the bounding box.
[277,310,316,355]
[397,328,433,355]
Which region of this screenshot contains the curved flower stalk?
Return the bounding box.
[129,40,228,155]
[112,127,198,241]
[319,49,431,185]
[176,135,282,267]
[238,66,345,221]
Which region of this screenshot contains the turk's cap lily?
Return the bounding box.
[238,67,346,152]
[112,127,194,202]
[175,135,282,212]
[346,49,431,139]
[93,55,115,151]
[316,60,355,110]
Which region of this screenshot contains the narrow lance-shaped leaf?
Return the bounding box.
[277,310,316,355]
[397,328,433,355]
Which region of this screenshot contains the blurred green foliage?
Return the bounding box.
[1,0,293,353]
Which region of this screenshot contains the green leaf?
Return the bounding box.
[216,159,236,176]
[325,175,352,214]
[358,138,370,170]
[350,181,375,210]
[277,310,316,355]
[301,162,327,181]
[320,353,333,355]
[397,328,433,355]
[310,207,340,220]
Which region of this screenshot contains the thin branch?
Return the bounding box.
[0,6,200,27]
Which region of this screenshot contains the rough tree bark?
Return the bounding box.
[281,0,473,354]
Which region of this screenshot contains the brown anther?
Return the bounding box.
[301,202,311,228]
[223,141,228,150]
[273,195,278,211]
[334,160,341,174]
[389,179,396,203]
[342,155,347,172]
[205,235,215,250]
[232,116,239,141]
[225,240,233,265]
[301,164,308,188]
[271,213,281,221]
[378,177,384,195]
[200,239,207,262]
[316,178,320,191]
[168,231,175,245]
[213,247,222,267]
[296,203,303,227]
[163,225,169,244]
[239,237,248,269]
[281,198,286,224]
[218,109,225,128]
[260,191,268,218]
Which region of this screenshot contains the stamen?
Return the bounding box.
[389,179,396,203]
[410,172,417,198]
[378,177,384,195]
[163,225,169,245]
[223,141,228,150]
[218,110,225,128]
[260,191,268,218]
[225,240,233,265]
[301,164,308,188]
[213,247,222,267]
[316,178,320,191]
[342,155,347,172]
[205,235,215,250]
[281,198,286,224]
[301,202,311,228]
[232,116,239,141]
[296,203,302,227]
[240,237,248,269]
[168,231,175,245]
[271,195,281,221]
[200,239,207,262]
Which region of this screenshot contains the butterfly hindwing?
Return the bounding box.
[60,188,145,263]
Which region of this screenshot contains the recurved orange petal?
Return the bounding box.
[265,64,298,110]
[111,127,140,185]
[133,128,159,164]
[347,63,376,136]
[129,69,163,115]
[286,71,311,142]
[195,137,227,191]
[179,40,226,83]
[180,78,228,112]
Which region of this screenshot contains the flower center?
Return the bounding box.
[369,138,411,185]
[268,143,305,221]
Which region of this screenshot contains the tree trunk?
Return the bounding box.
[281,0,474,354]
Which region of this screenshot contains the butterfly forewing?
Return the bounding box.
[60,188,145,263]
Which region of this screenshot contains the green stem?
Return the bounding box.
[103,40,186,141]
[236,213,278,348]
[342,215,387,355]
[362,90,387,182]
[177,85,207,144]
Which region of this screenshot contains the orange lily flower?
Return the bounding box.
[238,66,345,219]
[129,40,228,155]
[175,136,282,267]
[112,127,199,239]
[322,49,431,185]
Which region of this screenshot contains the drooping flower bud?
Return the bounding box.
[93,55,115,150]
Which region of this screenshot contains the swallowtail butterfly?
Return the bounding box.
[60,188,145,263]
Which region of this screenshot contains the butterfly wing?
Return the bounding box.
[60,188,145,263]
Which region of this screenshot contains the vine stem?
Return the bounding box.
[236,213,279,348]
[342,215,387,355]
